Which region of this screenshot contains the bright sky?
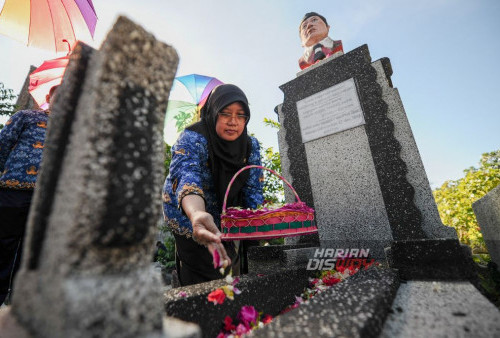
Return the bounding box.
[0,0,499,188]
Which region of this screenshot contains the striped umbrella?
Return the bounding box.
[0,0,97,53]
[164,74,223,146]
[29,55,69,109]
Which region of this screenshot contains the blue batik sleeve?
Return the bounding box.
[0,111,25,172]
[169,131,206,208]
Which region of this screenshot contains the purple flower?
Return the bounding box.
[237,305,258,328]
[231,276,242,295]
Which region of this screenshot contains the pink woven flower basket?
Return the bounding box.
[221,165,317,240]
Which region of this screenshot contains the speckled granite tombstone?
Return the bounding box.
[473,185,500,270]
[277,44,456,259]
[6,17,192,338]
[164,268,314,338]
[254,267,400,338]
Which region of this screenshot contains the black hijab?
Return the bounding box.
[186,84,252,210]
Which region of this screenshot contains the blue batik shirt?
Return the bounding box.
[0,109,49,190]
[163,129,264,237]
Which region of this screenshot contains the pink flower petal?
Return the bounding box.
[236,323,250,335]
[237,305,258,327]
[213,248,221,268]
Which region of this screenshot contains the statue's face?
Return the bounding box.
[300,16,330,47]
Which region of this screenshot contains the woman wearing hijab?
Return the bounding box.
[162,84,264,286]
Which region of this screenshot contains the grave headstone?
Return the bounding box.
[5,16,191,338]
[276,44,456,259]
[381,280,500,337]
[254,267,400,338]
[473,184,500,270]
[164,268,314,338]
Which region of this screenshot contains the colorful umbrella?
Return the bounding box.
[164,74,223,145]
[0,0,97,53]
[29,55,69,109]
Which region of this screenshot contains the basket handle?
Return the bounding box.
[222,165,301,214]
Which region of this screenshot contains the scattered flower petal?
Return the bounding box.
[221,285,235,301]
[236,323,250,335]
[225,274,234,284]
[262,314,273,324]
[224,316,236,332]
[237,305,258,328]
[208,288,226,305]
[212,248,221,268]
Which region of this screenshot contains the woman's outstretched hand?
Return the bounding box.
[182,195,231,268]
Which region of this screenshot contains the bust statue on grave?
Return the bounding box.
[298,12,344,70]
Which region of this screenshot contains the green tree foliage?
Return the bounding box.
[263,117,280,130]
[0,82,17,129]
[261,145,284,203]
[155,229,176,269]
[433,150,500,252]
[261,118,284,204]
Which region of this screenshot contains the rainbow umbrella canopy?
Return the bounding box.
[164,74,223,146]
[0,0,97,53]
[29,55,69,109]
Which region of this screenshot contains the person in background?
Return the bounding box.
[299,12,344,70]
[0,85,59,305]
[162,84,263,286]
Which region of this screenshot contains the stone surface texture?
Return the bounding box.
[254,267,399,338]
[372,59,456,239]
[11,16,180,338]
[387,239,477,281]
[281,247,319,269]
[473,184,500,268]
[163,317,201,338]
[303,124,393,257]
[381,281,500,338]
[247,243,312,273]
[164,268,314,338]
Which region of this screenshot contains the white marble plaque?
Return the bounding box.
[296,78,365,143]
